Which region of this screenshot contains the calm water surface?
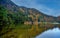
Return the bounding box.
[36,28,60,38]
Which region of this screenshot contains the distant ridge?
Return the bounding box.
[0,0,60,23]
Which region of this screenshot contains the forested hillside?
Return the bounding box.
[0,0,60,37]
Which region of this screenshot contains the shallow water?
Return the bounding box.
[36,28,60,38]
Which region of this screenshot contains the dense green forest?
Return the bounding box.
[0,5,28,36]
[0,5,8,35]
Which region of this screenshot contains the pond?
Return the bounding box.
[36,27,60,38]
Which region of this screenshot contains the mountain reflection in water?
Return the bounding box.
[36,28,60,38]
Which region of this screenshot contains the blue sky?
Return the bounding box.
[11,0,60,17]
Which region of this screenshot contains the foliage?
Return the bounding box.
[0,5,29,36]
[0,5,9,35]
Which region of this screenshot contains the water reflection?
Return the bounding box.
[36,28,60,38]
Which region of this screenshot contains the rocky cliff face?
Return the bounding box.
[0,0,60,22]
